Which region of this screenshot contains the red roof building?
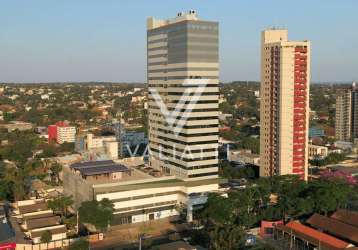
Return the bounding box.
[275,221,355,250]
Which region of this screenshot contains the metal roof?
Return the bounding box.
[0,222,15,243]
[18,202,48,215]
[25,216,60,230]
[70,160,129,177]
[307,213,358,244]
[71,160,115,169]
[331,209,358,228]
[278,221,351,250]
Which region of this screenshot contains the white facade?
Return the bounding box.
[104,141,118,159]
[57,126,76,144]
[147,11,219,181]
[94,176,219,224]
[228,150,260,165]
[87,133,117,149]
[308,144,328,159]
[30,225,67,244]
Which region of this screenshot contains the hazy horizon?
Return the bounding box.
[1,0,357,83]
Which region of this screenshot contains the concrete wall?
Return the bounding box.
[62,166,93,209]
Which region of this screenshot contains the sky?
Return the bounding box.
[0,0,357,83]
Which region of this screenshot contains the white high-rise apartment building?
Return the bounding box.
[147,11,219,181]
[260,29,310,180]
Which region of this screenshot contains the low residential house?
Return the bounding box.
[22,215,61,230]
[30,225,67,244]
[0,121,33,132]
[13,199,67,244]
[14,200,48,215]
[334,141,353,151]
[131,96,146,104]
[308,144,329,159]
[228,149,260,165]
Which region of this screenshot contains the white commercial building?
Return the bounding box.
[63,159,221,225]
[147,11,219,181]
[64,11,223,226]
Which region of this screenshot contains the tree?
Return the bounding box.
[199,193,234,226]
[78,199,114,232]
[229,184,271,229]
[62,216,76,230]
[47,195,74,217]
[69,238,89,250]
[308,180,352,216]
[198,193,247,250]
[3,164,31,201]
[40,144,57,158]
[209,224,246,250]
[49,162,62,184]
[275,176,312,221]
[190,229,210,248]
[40,230,52,249]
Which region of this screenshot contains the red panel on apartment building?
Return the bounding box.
[0,243,16,250]
[292,47,308,179]
[48,125,57,143]
[48,121,70,143]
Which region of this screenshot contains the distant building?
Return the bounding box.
[308,144,328,159]
[219,94,226,104]
[75,133,118,159]
[228,149,260,165]
[48,121,76,144]
[260,29,310,180]
[309,127,325,138]
[335,82,358,141]
[219,113,233,122]
[334,140,353,151]
[113,122,147,157]
[40,94,50,100]
[0,121,33,132]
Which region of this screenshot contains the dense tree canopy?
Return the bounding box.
[196,175,357,249]
[47,195,74,217]
[78,199,114,232]
[69,238,89,250]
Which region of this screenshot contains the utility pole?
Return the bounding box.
[138,234,143,250]
[76,211,79,234]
